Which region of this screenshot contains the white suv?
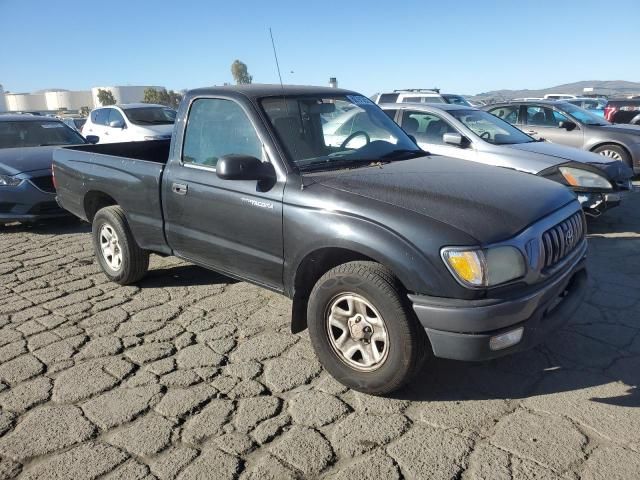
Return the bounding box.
[372,89,472,106]
[82,104,176,143]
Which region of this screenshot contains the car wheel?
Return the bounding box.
[92,206,149,285]
[307,261,429,395]
[593,144,631,167]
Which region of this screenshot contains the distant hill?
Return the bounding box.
[473,80,640,101]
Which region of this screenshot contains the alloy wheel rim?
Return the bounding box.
[599,149,622,160]
[326,293,389,371]
[99,224,123,272]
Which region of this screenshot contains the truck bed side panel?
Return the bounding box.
[53,147,169,254]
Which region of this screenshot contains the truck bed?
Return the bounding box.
[53,139,172,254]
[62,139,171,164]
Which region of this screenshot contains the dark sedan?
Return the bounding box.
[485,100,640,174]
[0,115,87,225]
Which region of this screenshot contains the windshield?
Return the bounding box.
[261,94,422,171]
[122,107,176,125]
[443,94,472,107]
[450,109,535,145]
[560,102,609,126]
[0,120,86,149]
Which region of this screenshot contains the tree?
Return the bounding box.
[231,60,252,85]
[143,88,183,109]
[79,106,91,117]
[97,89,116,106]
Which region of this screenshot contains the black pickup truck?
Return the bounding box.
[53,85,587,394]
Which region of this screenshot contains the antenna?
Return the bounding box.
[269,28,285,89]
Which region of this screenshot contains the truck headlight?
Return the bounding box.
[0,175,22,187]
[559,166,612,190]
[442,246,525,288]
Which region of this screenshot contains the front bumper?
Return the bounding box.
[410,256,587,361]
[0,177,68,224]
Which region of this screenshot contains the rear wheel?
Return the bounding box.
[592,144,631,168]
[307,261,428,395]
[92,206,149,285]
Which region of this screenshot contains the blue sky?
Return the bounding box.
[2,0,639,96]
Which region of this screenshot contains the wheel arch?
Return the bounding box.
[84,191,118,223]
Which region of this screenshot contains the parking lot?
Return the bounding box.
[0,184,637,480]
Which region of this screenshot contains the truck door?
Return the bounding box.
[162,97,285,290]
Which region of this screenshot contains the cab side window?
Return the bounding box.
[182,98,262,167]
[401,111,456,144]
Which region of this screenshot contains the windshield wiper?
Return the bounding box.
[298,158,386,173]
[379,149,426,160]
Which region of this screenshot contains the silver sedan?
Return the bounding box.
[380,103,634,217]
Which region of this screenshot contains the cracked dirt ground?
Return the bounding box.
[0,187,638,479]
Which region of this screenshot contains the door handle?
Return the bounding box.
[171,183,188,195]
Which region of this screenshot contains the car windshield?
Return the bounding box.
[261,94,423,171]
[443,94,472,107]
[560,102,609,126]
[0,120,86,149]
[449,109,535,145]
[122,107,176,125]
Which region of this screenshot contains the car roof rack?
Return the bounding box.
[393,88,441,94]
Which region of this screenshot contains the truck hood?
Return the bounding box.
[305,155,576,244]
[0,146,58,176]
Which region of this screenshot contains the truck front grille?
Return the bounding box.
[29,176,56,193]
[540,211,585,269]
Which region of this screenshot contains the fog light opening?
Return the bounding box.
[489,327,524,351]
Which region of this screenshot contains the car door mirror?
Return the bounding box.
[216,154,270,181]
[443,132,469,147]
[109,119,125,129]
[85,135,100,144]
[558,120,577,131]
[407,134,418,145]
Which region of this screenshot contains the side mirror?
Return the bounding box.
[558,120,577,131]
[109,120,125,129]
[407,134,418,145]
[216,154,270,181]
[85,135,100,144]
[443,132,469,147]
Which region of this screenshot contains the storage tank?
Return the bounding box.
[0,85,6,112]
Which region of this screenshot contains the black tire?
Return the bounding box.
[307,261,429,395]
[592,144,631,168]
[92,206,149,285]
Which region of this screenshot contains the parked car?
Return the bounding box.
[544,94,577,100]
[0,115,87,225]
[372,89,472,106]
[60,116,87,132]
[565,97,607,118]
[82,103,176,143]
[603,98,640,125]
[54,85,587,395]
[380,103,633,217]
[485,100,640,173]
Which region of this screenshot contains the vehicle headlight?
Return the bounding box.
[559,166,612,190]
[0,175,22,187]
[442,246,525,288]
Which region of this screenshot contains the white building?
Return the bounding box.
[44,90,93,111]
[5,92,47,111]
[0,85,166,113]
[91,85,164,107]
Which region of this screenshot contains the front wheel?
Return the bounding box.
[92,206,149,285]
[307,261,428,395]
[592,144,631,168]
